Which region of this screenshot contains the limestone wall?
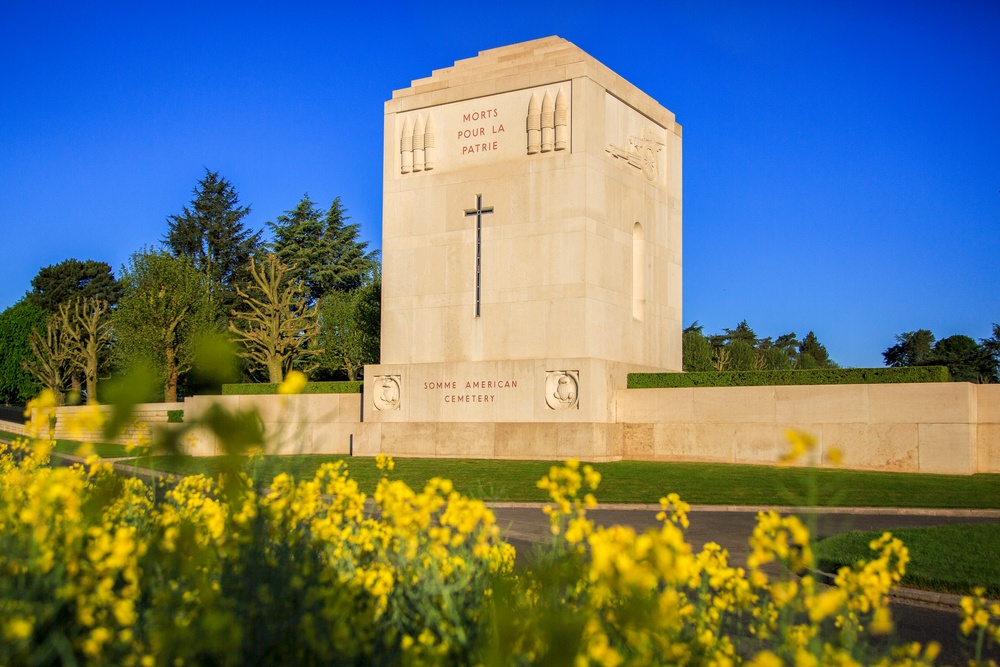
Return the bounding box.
[616,382,997,474]
[180,393,362,457]
[978,384,1000,473]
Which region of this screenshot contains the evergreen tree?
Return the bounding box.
[981,324,1000,383]
[165,170,262,313]
[799,331,833,368]
[724,320,758,346]
[28,259,121,313]
[269,195,378,302]
[929,335,992,383]
[883,330,935,368]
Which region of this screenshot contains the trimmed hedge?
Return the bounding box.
[221,381,364,396]
[166,410,184,423]
[627,366,950,389]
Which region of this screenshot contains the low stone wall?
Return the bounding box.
[978,384,1000,473]
[7,383,997,475]
[50,403,185,446]
[0,419,26,437]
[616,382,997,474]
[181,393,362,456]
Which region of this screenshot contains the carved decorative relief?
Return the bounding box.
[606,127,663,181]
[526,86,568,155]
[544,370,579,410]
[372,375,401,411]
[399,114,435,175]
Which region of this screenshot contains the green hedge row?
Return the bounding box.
[166,410,184,423]
[627,366,951,389]
[221,381,364,395]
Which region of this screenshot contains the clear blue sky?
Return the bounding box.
[2,1,997,367]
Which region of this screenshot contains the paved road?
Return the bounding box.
[492,504,1000,665]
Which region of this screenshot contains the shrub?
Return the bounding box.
[166,409,184,423]
[628,366,950,389]
[221,381,363,395]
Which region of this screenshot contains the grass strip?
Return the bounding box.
[1,429,137,459]
[125,454,1000,509]
[815,524,1000,597]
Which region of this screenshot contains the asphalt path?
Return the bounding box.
[492,505,1000,665]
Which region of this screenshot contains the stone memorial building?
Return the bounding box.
[356,36,683,459]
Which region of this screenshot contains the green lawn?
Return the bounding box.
[815,524,1000,597]
[123,454,1000,509]
[2,429,137,459]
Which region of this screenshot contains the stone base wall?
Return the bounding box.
[616,382,998,475]
[354,421,622,461]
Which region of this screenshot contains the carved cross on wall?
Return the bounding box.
[464,194,494,318]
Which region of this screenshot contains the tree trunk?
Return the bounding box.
[164,346,178,402]
[268,357,283,384]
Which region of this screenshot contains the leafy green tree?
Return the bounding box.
[318,273,381,381]
[0,300,48,404]
[113,250,215,402]
[165,170,262,313]
[929,335,992,383]
[883,330,935,368]
[269,195,378,302]
[28,259,121,313]
[763,346,793,370]
[228,254,321,383]
[682,324,714,372]
[726,340,757,371]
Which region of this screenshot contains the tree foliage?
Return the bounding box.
[882,327,998,383]
[682,321,836,372]
[28,259,121,313]
[113,250,215,402]
[0,301,48,404]
[228,254,321,383]
[164,170,262,314]
[269,195,378,302]
[318,274,381,381]
[882,330,935,368]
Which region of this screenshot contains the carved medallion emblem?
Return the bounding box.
[373,375,401,411]
[545,370,579,410]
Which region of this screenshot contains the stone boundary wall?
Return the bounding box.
[0,419,26,437]
[52,403,184,446]
[5,384,997,475]
[181,393,362,457]
[616,382,999,475]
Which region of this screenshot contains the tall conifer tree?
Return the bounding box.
[269,195,378,303]
[165,170,262,314]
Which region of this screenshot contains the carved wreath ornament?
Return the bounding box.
[544,370,579,410]
[372,376,401,411]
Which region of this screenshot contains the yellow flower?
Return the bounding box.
[277,370,307,394]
